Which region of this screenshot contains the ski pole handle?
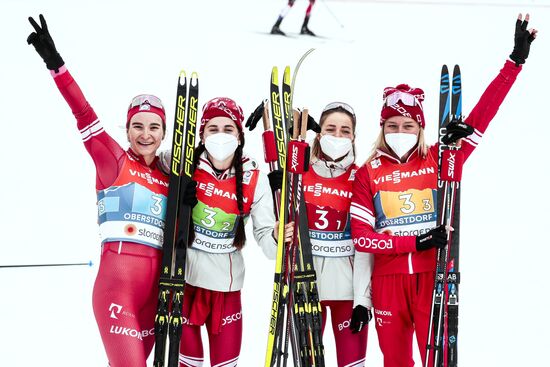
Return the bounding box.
[286,108,310,173]
[262,100,270,130]
[300,108,308,140]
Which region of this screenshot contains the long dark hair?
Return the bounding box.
[193,132,247,250]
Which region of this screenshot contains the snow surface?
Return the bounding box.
[1,0,549,366]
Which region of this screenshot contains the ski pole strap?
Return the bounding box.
[440,149,464,181]
[287,140,309,174]
[263,130,278,163]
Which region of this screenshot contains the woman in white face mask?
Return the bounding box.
[301,102,374,367]
[179,97,291,367]
[350,14,537,367]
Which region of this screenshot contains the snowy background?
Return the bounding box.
[1,0,549,366]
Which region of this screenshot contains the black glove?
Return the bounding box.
[509,14,536,66]
[289,111,321,136]
[180,181,198,208]
[27,14,65,72]
[350,305,372,334]
[441,118,474,145]
[245,100,265,131]
[267,170,284,193]
[416,225,447,251]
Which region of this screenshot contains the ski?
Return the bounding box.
[265,65,291,367]
[153,70,199,367]
[280,65,303,367]
[425,65,464,367]
[285,48,324,367]
[446,65,462,367]
[289,110,325,367]
[264,49,324,367]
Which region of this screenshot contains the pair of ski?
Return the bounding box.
[425,65,466,367]
[259,51,325,367]
[153,71,199,367]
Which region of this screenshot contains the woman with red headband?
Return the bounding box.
[305,102,373,366]
[27,14,197,367]
[350,14,537,367]
[177,97,292,367]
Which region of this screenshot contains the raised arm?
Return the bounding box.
[27,14,125,190]
[460,14,537,161]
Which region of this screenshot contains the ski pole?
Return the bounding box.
[320,0,345,28]
[0,261,93,269]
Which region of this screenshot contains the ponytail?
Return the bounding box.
[232,132,246,250]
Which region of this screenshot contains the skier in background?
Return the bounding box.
[27,14,197,367]
[177,97,293,367]
[304,103,373,366]
[350,14,537,367]
[271,0,316,36]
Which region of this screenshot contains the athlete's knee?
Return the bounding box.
[179,353,204,367]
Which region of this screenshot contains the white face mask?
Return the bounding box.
[384,133,418,159]
[319,135,353,160]
[204,133,239,162]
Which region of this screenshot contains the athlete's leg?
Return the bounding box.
[301,0,317,35]
[271,0,296,34]
[372,274,415,367]
[326,300,368,367]
[305,0,316,17]
[179,286,205,367]
[207,291,242,366]
[138,252,161,359]
[92,243,160,367]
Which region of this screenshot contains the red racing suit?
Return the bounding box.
[350,60,522,367]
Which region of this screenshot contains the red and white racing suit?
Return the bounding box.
[51,65,168,367]
[350,60,522,367]
[178,153,278,367]
[304,153,373,367]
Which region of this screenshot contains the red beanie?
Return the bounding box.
[380,84,425,128]
[126,94,166,128]
[200,97,244,135]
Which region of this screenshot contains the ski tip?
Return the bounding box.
[453,64,460,72]
[283,66,291,82]
[271,67,279,82]
[179,70,187,78]
[190,71,199,86]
